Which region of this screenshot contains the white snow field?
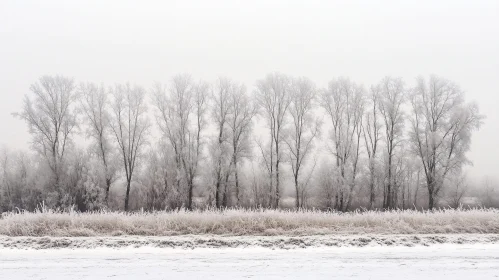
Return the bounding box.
[1,244,499,280]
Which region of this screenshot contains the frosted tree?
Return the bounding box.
[0,149,32,211]
[317,161,336,209]
[409,75,483,209]
[210,78,255,207]
[183,80,208,209]
[79,82,117,206]
[377,77,406,209]
[285,77,320,208]
[152,77,191,207]
[0,149,14,211]
[210,78,233,208]
[395,153,422,209]
[480,177,499,208]
[14,75,78,206]
[109,83,150,211]
[247,161,271,207]
[152,75,208,210]
[225,82,256,206]
[446,173,468,209]
[362,85,382,209]
[140,142,178,210]
[320,78,364,211]
[255,73,292,208]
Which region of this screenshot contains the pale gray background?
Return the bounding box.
[1,0,497,183]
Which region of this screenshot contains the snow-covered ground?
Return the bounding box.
[1,245,499,279]
[1,234,499,249]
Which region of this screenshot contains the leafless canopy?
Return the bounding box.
[409,75,483,209]
[109,83,150,211]
[14,76,78,193]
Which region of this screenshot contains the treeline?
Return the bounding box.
[0,74,488,212]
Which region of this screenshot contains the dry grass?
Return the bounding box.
[1,208,498,237]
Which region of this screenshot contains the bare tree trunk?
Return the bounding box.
[339,191,344,212]
[275,145,280,209]
[413,170,420,208]
[215,180,221,208]
[402,181,406,210]
[428,190,435,210]
[215,119,225,208]
[234,159,240,206]
[124,179,131,211]
[385,155,393,209]
[269,132,274,208]
[427,176,436,210]
[187,176,194,210]
[294,174,300,209]
[222,176,228,208]
[105,178,111,206]
[369,164,375,209]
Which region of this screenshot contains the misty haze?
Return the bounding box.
[1,1,498,279]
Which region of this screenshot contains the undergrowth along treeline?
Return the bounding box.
[1,208,498,237]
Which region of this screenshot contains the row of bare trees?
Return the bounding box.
[0,73,485,212]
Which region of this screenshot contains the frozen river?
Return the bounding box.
[1,245,499,279]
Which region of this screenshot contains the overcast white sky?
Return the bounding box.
[0,0,498,182]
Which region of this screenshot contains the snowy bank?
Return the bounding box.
[1,234,499,250]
